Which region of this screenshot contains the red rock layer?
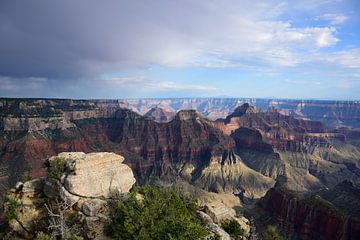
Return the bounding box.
[258,183,360,240]
[214,104,347,153]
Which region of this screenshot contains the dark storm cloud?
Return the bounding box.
[0,0,215,80]
[0,0,358,98]
[0,0,151,78]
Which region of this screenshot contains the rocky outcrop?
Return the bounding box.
[144,107,175,122]
[49,152,135,198]
[1,98,360,206]
[258,181,360,240]
[198,198,250,239]
[4,152,135,239]
[196,153,275,199]
[213,104,360,192]
[113,98,360,128]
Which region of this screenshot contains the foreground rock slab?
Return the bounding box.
[52,152,136,198]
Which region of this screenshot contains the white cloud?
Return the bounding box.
[318,49,360,68]
[0,0,356,97]
[156,81,217,91]
[320,13,349,25]
[0,76,48,91]
[0,0,345,76]
[284,79,321,85]
[103,76,217,91]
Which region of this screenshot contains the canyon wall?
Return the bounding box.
[258,181,360,240]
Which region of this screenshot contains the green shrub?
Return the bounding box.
[67,235,83,240]
[221,218,244,239]
[21,171,32,182]
[263,225,283,240]
[36,232,55,240]
[107,186,208,240]
[66,211,76,223]
[48,157,66,180]
[36,231,83,240]
[208,234,221,240]
[4,196,22,221]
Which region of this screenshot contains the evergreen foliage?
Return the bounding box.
[21,171,32,182]
[263,225,283,240]
[48,157,66,180]
[4,196,22,221]
[221,218,244,239]
[36,232,56,240]
[107,186,208,240]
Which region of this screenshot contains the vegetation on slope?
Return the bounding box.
[221,218,244,239]
[263,225,283,240]
[106,186,209,240]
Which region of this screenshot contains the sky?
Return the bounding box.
[0,0,359,100]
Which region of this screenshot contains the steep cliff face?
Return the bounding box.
[213,104,360,192]
[270,100,360,128]
[258,181,360,240]
[1,98,360,205]
[116,98,360,128]
[0,101,274,203]
[144,107,175,122]
[214,103,333,152]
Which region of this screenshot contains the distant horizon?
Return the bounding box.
[1,96,360,102]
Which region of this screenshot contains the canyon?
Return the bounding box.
[258,180,360,240]
[1,98,360,239]
[120,98,360,128]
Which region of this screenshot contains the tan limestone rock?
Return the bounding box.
[49,152,136,198]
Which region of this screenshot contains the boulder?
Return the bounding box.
[81,199,108,217]
[203,201,236,223]
[50,152,136,198]
[197,211,231,240]
[203,200,250,238]
[22,179,44,193]
[15,182,23,191]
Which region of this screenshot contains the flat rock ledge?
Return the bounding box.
[49,152,136,199]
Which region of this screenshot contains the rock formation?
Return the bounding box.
[4,152,135,239]
[0,102,276,203]
[144,107,175,122]
[49,152,135,198]
[258,180,360,240]
[113,98,360,128]
[4,152,254,240]
[213,104,360,192]
[1,99,360,204]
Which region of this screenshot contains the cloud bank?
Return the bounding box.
[0,0,359,98]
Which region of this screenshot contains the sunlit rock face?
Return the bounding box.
[117,98,360,128]
[1,98,360,206]
[49,152,135,198]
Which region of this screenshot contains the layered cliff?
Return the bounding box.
[0,100,275,204]
[212,103,360,192]
[144,107,175,122]
[258,181,360,240]
[1,98,360,205]
[116,98,360,128]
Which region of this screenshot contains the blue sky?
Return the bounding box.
[0,0,359,99]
